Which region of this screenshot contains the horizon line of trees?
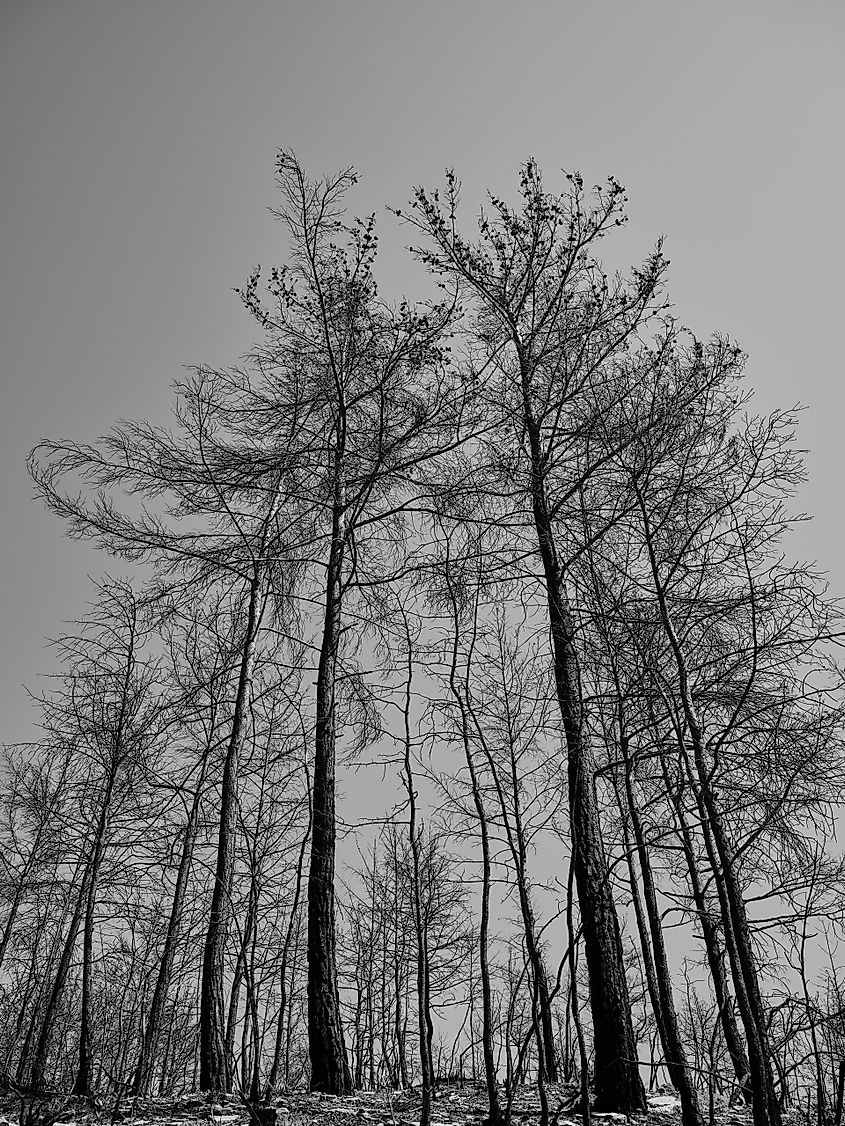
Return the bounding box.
[2,153,845,1126]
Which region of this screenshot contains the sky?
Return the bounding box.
[1,0,844,746]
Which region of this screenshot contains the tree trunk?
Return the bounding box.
[465,760,502,1120]
[422,916,435,1091]
[504,779,557,1087]
[158,1000,178,1097]
[200,570,263,1092]
[519,351,645,1113]
[640,497,781,1126]
[9,948,39,1080]
[30,788,112,1091]
[402,636,433,1124]
[694,767,782,1126]
[478,670,558,1091]
[412,849,433,1121]
[224,947,246,1091]
[662,756,751,1099]
[134,748,209,1094]
[0,758,69,976]
[307,506,352,1094]
[225,868,259,1095]
[692,779,769,1112]
[285,918,303,1088]
[448,596,501,1122]
[72,873,97,1096]
[566,861,592,1126]
[623,742,703,1126]
[29,872,88,1090]
[268,795,310,1094]
[619,801,666,1056]
[0,866,32,977]
[16,900,66,1087]
[393,855,409,1089]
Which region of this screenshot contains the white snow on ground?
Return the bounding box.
[648,1096,682,1112]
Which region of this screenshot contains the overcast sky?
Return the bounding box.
[1,0,843,745]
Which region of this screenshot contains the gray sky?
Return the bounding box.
[1,0,843,745]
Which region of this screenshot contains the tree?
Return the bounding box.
[582,334,845,1126]
[430,530,564,1117]
[235,151,460,1092]
[27,582,160,1093]
[133,596,228,1095]
[30,364,307,1091]
[19,150,845,1119]
[403,161,668,1112]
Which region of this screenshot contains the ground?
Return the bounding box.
[0,1086,768,1126]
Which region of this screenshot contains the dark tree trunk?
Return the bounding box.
[448,593,502,1123]
[284,919,303,1087]
[693,787,767,1107]
[29,873,88,1090]
[694,766,782,1126]
[200,571,262,1092]
[224,948,246,1091]
[402,632,433,1124]
[224,883,257,1093]
[158,999,178,1097]
[9,949,40,1080]
[134,749,209,1094]
[641,501,781,1126]
[522,376,645,1113]
[230,839,263,1098]
[72,874,97,1096]
[413,850,433,1116]
[508,812,557,1087]
[0,760,68,977]
[623,742,703,1126]
[559,629,644,1111]
[30,791,112,1092]
[480,679,559,1091]
[246,955,263,1103]
[506,339,645,1112]
[268,797,310,1094]
[0,866,33,977]
[421,917,435,1092]
[662,757,751,1099]
[466,758,502,1120]
[307,511,352,1094]
[566,861,592,1125]
[392,856,409,1090]
[620,804,666,1052]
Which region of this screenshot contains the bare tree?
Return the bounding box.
[236,152,460,1092]
[26,582,160,1094]
[402,161,670,1112]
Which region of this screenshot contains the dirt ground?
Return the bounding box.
[0,1085,763,1126]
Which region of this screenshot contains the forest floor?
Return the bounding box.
[0,1086,769,1126]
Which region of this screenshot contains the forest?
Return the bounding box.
[3,153,845,1126]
